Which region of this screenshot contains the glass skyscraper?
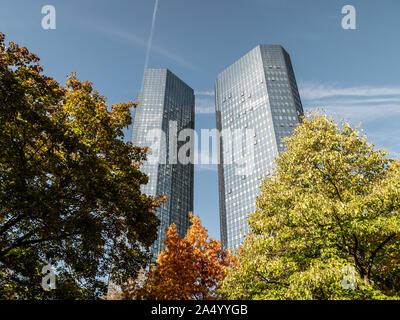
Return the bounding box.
[215,45,304,250]
[131,68,195,258]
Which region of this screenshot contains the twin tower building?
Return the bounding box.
[131,45,304,258]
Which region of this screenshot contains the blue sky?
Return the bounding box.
[1,0,400,239]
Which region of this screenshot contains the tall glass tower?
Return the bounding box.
[215,45,304,249]
[131,68,195,258]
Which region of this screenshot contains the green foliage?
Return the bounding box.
[221,112,400,300]
[0,33,163,299]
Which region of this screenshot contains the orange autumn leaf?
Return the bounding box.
[121,212,236,300]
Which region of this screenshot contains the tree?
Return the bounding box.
[116,212,236,300]
[220,112,400,300]
[0,33,164,299]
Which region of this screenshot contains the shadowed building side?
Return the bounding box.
[215,45,304,250]
[131,68,195,259]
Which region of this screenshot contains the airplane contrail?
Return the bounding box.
[141,0,159,91]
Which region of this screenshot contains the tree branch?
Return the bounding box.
[0,213,26,236]
[367,233,397,278]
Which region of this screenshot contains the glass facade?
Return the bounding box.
[131,68,195,259]
[215,45,304,249]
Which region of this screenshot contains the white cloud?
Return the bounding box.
[195,97,215,114]
[300,82,400,123]
[305,104,400,123]
[195,164,218,172]
[86,21,199,72]
[301,82,400,161]
[311,97,400,105]
[390,151,400,158]
[299,82,400,100]
[301,82,400,160]
[196,106,215,114]
[195,90,214,96]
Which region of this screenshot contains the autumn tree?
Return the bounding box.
[0,33,163,299]
[118,212,236,300]
[221,112,400,300]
